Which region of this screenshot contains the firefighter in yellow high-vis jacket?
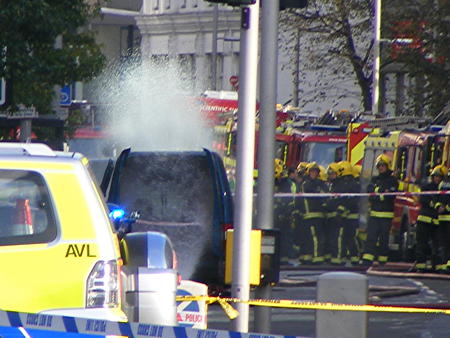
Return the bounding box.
[361,154,398,266]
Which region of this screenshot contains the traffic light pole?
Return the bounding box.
[254,0,279,333]
[231,1,259,333]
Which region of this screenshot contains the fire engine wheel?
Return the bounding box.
[399,219,416,263]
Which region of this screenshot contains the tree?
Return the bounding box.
[383,0,450,117]
[280,0,450,116]
[280,0,374,112]
[0,0,106,115]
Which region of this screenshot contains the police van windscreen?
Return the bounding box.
[301,142,346,167]
[117,152,214,226]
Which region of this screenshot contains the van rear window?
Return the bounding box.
[0,170,57,245]
[118,153,214,226]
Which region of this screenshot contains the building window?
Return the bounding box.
[151,54,170,65]
[120,26,142,61]
[165,0,171,9]
[180,0,187,8]
[153,0,159,10]
[206,53,224,90]
[217,54,224,89]
[178,54,195,84]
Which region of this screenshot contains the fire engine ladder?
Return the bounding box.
[308,110,357,132]
[431,103,450,127]
[361,116,430,132]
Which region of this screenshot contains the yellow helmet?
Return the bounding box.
[306,162,320,174]
[337,161,353,177]
[274,158,285,179]
[297,162,309,175]
[319,165,328,181]
[327,162,340,175]
[352,164,362,178]
[375,154,392,169]
[431,165,448,177]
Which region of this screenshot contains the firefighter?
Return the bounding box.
[350,163,363,264]
[274,158,285,187]
[324,162,342,264]
[362,154,398,266]
[299,162,328,264]
[323,161,358,265]
[318,164,330,262]
[274,159,287,262]
[318,165,328,183]
[338,161,361,265]
[293,162,309,264]
[434,166,450,273]
[274,161,299,263]
[297,162,309,182]
[277,166,298,194]
[413,165,446,272]
[293,162,310,260]
[352,165,362,183]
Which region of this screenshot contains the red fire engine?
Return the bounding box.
[359,116,449,261]
[215,113,367,180]
[196,90,239,127]
[275,129,347,170]
[393,127,449,260]
[201,91,371,177]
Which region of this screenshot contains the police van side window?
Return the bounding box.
[0,170,57,246]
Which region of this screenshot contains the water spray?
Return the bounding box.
[92,55,213,154]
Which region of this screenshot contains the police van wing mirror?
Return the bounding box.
[129,210,140,222]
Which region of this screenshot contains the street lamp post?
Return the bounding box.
[231,1,260,333]
[212,4,219,90]
[372,0,381,115]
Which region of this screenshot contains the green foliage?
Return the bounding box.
[0,0,106,114]
[65,108,86,139]
[383,0,450,116]
[280,0,449,116]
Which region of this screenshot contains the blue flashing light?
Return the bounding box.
[430,125,443,132]
[109,208,125,221]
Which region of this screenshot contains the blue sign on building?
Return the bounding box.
[60,85,72,106]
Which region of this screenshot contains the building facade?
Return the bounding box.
[85,1,422,116]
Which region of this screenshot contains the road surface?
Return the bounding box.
[207,265,450,337]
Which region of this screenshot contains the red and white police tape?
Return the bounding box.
[274,190,450,198]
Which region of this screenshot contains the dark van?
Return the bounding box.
[102,148,233,286]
